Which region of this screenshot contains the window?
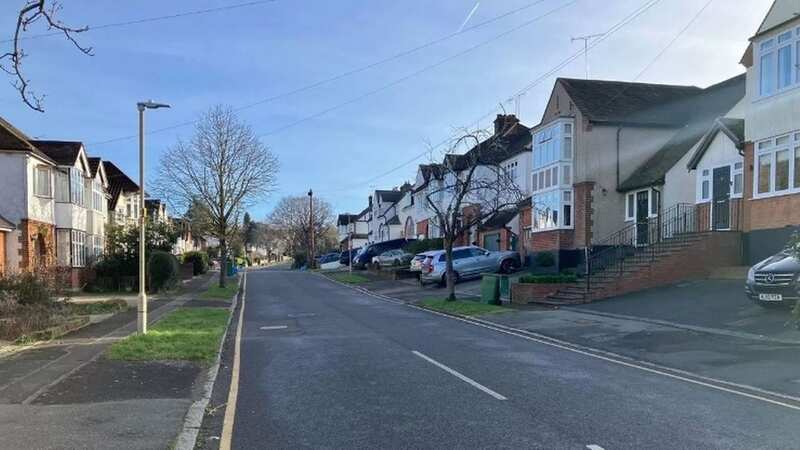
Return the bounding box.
[758,153,772,194]
[755,133,800,197]
[757,29,800,98]
[651,190,660,216]
[70,230,87,267]
[93,235,104,258]
[33,166,51,197]
[55,170,69,202]
[761,51,776,96]
[70,168,85,206]
[56,229,70,266]
[698,169,711,202]
[778,32,793,89]
[733,162,744,196]
[531,119,573,231]
[626,193,635,220]
[92,181,103,211]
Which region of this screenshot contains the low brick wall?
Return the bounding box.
[511,283,567,305]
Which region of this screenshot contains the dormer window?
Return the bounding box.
[757,27,800,98]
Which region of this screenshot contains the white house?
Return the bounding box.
[337,209,369,251]
[103,161,140,227]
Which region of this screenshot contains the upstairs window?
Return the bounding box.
[758,29,800,98]
[55,170,69,202]
[33,166,52,198]
[70,168,85,206]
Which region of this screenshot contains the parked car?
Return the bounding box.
[353,239,416,269]
[419,246,520,286]
[410,251,438,273]
[375,249,413,267]
[746,250,800,308]
[339,248,361,265]
[316,252,340,267]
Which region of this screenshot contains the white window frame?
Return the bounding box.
[70,229,87,268]
[33,165,52,198]
[69,167,85,207]
[92,180,103,212]
[756,26,800,100]
[753,132,800,199]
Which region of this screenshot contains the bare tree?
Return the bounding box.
[157,105,279,287]
[2,1,91,112]
[425,126,524,301]
[267,195,334,266]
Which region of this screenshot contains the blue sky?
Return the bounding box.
[0,0,773,220]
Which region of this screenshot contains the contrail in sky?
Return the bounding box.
[457,2,481,32]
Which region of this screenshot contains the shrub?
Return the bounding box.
[292,252,308,269]
[0,272,53,306]
[404,238,444,255]
[183,251,209,276]
[534,252,555,268]
[148,251,180,292]
[518,274,577,284]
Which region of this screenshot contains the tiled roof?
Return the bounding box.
[480,208,518,231]
[687,117,746,171]
[376,190,404,204]
[444,118,532,171]
[103,161,139,210]
[558,78,702,126]
[618,74,746,192]
[30,140,83,166]
[0,117,56,164]
[87,157,102,178]
[337,214,360,226]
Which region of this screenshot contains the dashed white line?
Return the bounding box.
[260,325,288,330]
[586,445,605,450]
[412,350,507,401]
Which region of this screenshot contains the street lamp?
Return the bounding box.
[137,100,170,335]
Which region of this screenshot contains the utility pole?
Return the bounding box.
[571,33,603,79]
[308,189,315,269]
[348,214,353,274]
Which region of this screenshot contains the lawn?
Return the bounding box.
[107,308,230,364]
[328,272,371,284]
[200,279,241,300]
[419,298,510,316]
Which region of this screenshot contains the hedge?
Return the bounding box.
[148,251,181,292]
[183,251,209,276]
[518,274,577,284]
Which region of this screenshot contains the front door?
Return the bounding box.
[636,191,650,246]
[712,166,731,230]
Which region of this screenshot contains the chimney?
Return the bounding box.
[494,114,519,135]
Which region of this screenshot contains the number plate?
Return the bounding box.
[759,293,783,302]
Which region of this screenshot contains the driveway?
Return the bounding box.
[572,279,799,342]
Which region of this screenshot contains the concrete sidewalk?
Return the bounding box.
[0,271,223,450]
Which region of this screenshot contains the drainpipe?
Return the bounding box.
[616,126,623,190]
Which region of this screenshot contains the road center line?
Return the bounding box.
[260,325,288,330]
[586,445,605,450]
[412,350,507,401]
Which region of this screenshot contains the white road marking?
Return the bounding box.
[220,271,247,450]
[412,350,507,401]
[260,325,288,330]
[586,445,605,450]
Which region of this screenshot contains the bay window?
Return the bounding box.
[754,132,800,198]
[71,230,87,267]
[757,27,800,98]
[33,166,52,198]
[531,119,574,231]
[55,170,69,202]
[92,180,103,212]
[70,168,85,206]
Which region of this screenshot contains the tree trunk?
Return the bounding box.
[444,236,456,302]
[219,237,227,288]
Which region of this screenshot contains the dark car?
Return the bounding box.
[353,238,416,269]
[745,250,800,308]
[339,247,361,265]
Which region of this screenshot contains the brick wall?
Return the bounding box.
[18,219,55,271]
[511,283,565,305]
[590,232,742,301]
[416,219,429,239]
[574,181,595,248]
[529,229,575,252]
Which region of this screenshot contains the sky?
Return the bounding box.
[0,0,775,220]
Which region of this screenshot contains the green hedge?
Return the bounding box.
[533,252,555,267]
[518,274,577,284]
[404,238,444,255]
[148,251,180,292]
[183,251,209,276]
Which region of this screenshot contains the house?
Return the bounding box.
[617,74,746,244]
[368,189,406,243]
[86,157,110,260]
[523,77,710,267]
[103,161,140,227]
[0,117,58,273]
[145,199,169,224]
[412,163,445,239]
[729,0,800,263]
[0,215,15,274]
[31,140,104,286]
[337,209,369,251]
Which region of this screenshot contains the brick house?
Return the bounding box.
[0,215,14,275]
[0,117,58,274]
[726,0,800,263]
[525,77,714,268]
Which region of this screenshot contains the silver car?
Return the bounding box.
[410,251,437,273]
[419,246,520,286]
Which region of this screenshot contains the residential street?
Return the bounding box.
[230,270,800,449]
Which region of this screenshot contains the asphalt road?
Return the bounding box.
[232,270,800,449]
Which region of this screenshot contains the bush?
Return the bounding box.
[292,252,308,269]
[183,251,209,276]
[519,274,577,284]
[404,238,444,255]
[534,252,555,268]
[148,251,180,292]
[0,272,53,306]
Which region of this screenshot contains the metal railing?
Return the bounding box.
[585,200,742,292]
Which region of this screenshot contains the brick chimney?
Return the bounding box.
[494,114,519,135]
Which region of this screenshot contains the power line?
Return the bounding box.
[1,1,277,44]
[321,0,664,194]
[87,0,554,146]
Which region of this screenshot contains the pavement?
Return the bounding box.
[0,271,226,450]
[225,270,800,449]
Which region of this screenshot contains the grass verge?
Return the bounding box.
[419,298,510,316]
[108,308,230,364]
[328,272,371,285]
[200,279,240,300]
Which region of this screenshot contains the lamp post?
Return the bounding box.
[137,100,170,335]
[308,189,314,269]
